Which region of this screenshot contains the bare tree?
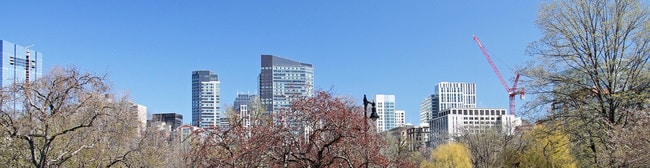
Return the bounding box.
[267,91,387,168]
[522,0,650,166]
[608,111,650,167]
[455,128,522,168]
[185,91,389,168]
[0,67,168,167]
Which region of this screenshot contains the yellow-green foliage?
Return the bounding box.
[421,142,472,168]
[518,125,577,168]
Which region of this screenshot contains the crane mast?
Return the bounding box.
[473,35,523,116]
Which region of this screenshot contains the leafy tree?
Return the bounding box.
[421,142,472,168]
[522,0,650,166]
[517,125,577,168]
[456,128,521,168]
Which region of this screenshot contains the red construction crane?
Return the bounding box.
[473,35,524,116]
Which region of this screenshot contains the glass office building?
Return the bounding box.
[191,70,221,128]
[259,55,314,114]
[0,40,43,87]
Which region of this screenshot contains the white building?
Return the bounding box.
[130,102,147,131]
[396,110,405,128]
[375,94,396,132]
[429,108,521,145]
[420,82,476,125]
[420,95,434,127]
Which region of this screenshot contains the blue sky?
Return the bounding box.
[1,1,542,125]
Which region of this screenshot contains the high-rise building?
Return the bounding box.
[396,110,405,127]
[420,82,476,125]
[0,40,43,87]
[259,55,314,114]
[151,113,183,130]
[192,70,221,128]
[375,94,396,132]
[420,95,435,126]
[130,102,147,131]
[234,93,258,127]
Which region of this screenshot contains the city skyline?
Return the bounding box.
[0,1,542,125]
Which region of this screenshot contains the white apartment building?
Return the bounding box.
[375,94,396,132]
[130,102,147,131]
[396,110,405,128]
[429,108,521,145]
[420,82,476,125]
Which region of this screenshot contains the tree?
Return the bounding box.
[0,67,166,167]
[456,128,520,168]
[421,142,472,168]
[516,125,577,168]
[608,111,650,167]
[380,130,420,168]
[185,91,388,167]
[268,91,387,167]
[523,0,650,166]
[184,104,281,167]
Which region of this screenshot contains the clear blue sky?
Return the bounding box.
[1,1,542,125]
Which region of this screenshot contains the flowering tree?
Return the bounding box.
[186,91,389,167]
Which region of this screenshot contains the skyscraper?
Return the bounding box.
[259,55,314,114]
[376,94,396,132]
[421,82,476,125]
[420,95,435,125]
[191,70,221,128]
[0,40,43,87]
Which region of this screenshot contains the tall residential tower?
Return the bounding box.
[376,94,396,132]
[420,82,476,125]
[0,40,43,86]
[192,70,221,128]
[259,55,314,114]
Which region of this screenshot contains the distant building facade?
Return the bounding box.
[234,93,259,127]
[258,55,314,114]
[407,124,430,151]
[151,113,183,130]
[420,82,476,125]
[192,70,221,128]
[429,108,520,145]
[130,102,148,131]
[375,94,396,132]
[0,40,43,87]
[420,95,435,126]
[396,110,405,128]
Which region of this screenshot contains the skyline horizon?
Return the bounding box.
[1,1,543,126]
[0,39,526,126]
